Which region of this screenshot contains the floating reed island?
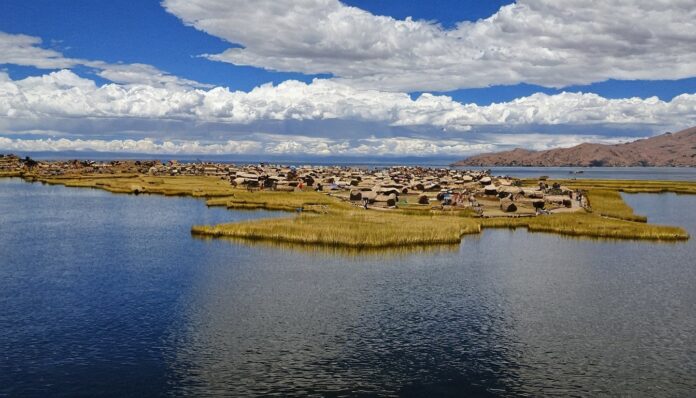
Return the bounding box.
[1,153,692,249]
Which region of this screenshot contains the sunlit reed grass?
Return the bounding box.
[192,211,482,248]
[18,174,693,246]
[479,213,688,241]
[193,234,462,257]
[585,189,648,222]
[39,175,236,197]
[206,190,353,212]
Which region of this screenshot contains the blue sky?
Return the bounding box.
[1,0,513,92]
[1,0,695,158]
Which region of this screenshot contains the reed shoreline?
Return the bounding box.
[2,173,691,248]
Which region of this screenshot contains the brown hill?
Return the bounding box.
[453,126,696,167]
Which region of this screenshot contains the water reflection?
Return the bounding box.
[193,234,463,258]
[166,241,523,396]
[2,178,696,396]
[195,224,688,259]
[490,230,696,396]
[623,192,696,234]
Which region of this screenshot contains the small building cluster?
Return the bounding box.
[0,154,22,172]
[1,154,586,217]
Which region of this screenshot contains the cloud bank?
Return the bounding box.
[163,0,696,91]
[2,70,694,131]
[1,69,689,156]
[0,133,631,157]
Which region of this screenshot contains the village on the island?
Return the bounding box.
[0,153,587,217]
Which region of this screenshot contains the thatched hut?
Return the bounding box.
[523,189,544,199]
[499,186,522,196]
[500,198,517,212]
[387,193,398,207]
[377,187,400,196]
[349,190,362,201]
[484,185,498,195]
[375,194,397,207]
[362,191,377,203]
[236,172,259,180]
[264,176,279,188]
[425,183,441,192]
[232,177,246,186]
[545,195,569,206]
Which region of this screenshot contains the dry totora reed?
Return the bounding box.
[193,211,482,248]
[479,213,688,241]
[17,174,692,247]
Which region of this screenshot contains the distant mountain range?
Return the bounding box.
[453,126,696,167]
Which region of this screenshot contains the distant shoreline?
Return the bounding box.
[3,151,696,169]
[453,126,696,168]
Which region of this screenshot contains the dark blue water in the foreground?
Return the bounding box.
[2,178,696,397]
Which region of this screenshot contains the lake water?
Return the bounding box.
[1,177,696,396]
[460,166,696,181]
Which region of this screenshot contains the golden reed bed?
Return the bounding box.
[4,173,691,249]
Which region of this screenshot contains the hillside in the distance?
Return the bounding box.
[454,126,696,167]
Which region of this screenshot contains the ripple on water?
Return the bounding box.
[1,178,696,396]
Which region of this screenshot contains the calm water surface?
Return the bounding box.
[461,166,696,181]
[1,177,696,396]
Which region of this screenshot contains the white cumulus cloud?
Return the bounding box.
[0,32,78,69]
[163,0,696,91]
[0,31,208,89]
[1,70,695,131]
